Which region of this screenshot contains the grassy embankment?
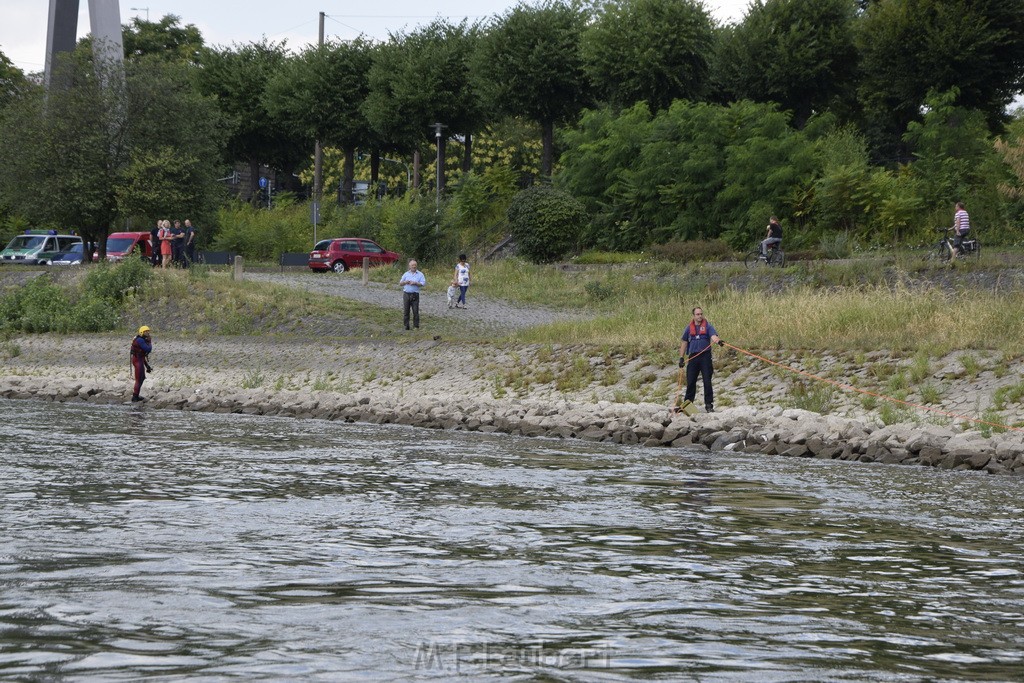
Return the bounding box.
[6,251,1024,359]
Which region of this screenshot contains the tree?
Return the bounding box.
[0,49,28,112]
[473,1,590,176]
[0,51,222,257]
[195,40,305,200]
[363,21,485,193]
[122,14,205,64]
[714,0,859,129]
[582,0,715,111]
[857,0,1024,161]
[266,38,374,203]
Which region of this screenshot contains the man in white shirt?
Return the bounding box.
[399,259,427,330]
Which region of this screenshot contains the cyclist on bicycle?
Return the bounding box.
[760,216,783,257]
[951,201,970,258]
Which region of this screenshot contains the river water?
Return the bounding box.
[1,400,1022,681]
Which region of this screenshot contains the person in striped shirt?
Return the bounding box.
[952,201,970,258]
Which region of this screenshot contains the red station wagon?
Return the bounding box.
[308,238,400,273]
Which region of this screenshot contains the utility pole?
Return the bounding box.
[313,11,325,246]
[433,122,447,207]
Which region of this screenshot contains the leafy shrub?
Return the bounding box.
[84,257,152,304]
[506,186,587,264]
[386,196,452,264]
[213,200,314,261]
[584,280,615,301]
[649,239,734,263]
[819,232,856,258]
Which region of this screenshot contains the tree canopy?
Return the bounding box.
[0,51,222,251]
[473,1,590,175]
[582,0,715,111]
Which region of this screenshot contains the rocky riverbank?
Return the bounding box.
[2,333,1022,476]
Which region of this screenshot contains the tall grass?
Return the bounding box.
[512,285,1024,356]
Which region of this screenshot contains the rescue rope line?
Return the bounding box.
[720,341,1024,434]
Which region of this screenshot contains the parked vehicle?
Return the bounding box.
[0,231,82,265]
[308,238,400,273]
[50,242,85,266]
[95,232,153,262]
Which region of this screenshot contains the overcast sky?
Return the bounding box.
[1,0,752,74]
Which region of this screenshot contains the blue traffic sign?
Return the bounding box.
[258,176,268,189]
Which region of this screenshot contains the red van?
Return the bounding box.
[97,232,153,262]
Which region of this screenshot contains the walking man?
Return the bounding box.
[400,259,426,330]
[679,306,722,413]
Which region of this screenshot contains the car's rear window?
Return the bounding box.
[313,240,332,251]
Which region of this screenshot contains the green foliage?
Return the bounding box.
[363,21,482,150]
[507,185,587,263]
[472,0,590,174]
[785,381,835,414]
[121,14,205,64]
[857,0,1024,158]
[213,201,315,261]
[84,257,153,304]
[388,197,452,264]
[818,232,855,258]
[810,126,871,233]
[715,0,858,128]
[266,38,373,150]
[0,50,222,242]
[559,100,816,249]
[582,0,714,111]
[0,267,131,334]
[195,40,304,191]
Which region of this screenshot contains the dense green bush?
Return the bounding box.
[84,256,152,304]
[212,198,315,260]
[506,186,587,263]
[0,257,148,333]
[387,196,453,264]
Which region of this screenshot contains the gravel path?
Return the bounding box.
[247,271,588,332]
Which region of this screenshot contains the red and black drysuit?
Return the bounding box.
[130,335,153,399]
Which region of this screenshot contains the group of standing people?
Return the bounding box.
[151,219,197,268]
[398,254,471,330]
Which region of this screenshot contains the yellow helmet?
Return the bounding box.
[138,326,151,335]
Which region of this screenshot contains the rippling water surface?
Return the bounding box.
[1,400,1022,681]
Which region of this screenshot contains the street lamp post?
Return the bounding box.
[130,7,150,21]
[432,122,447,207]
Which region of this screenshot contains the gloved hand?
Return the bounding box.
[678,357,685,368]
[145,363,153,373]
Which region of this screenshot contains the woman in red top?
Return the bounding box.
[159,219,172,268]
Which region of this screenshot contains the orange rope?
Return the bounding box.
[721,341,1024,434]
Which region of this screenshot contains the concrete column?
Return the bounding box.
[233,255,244,281]
[88,0,125,68]
[45,0,80,87]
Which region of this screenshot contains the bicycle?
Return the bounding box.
[744,243,786,268]
[927,227,980,262]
